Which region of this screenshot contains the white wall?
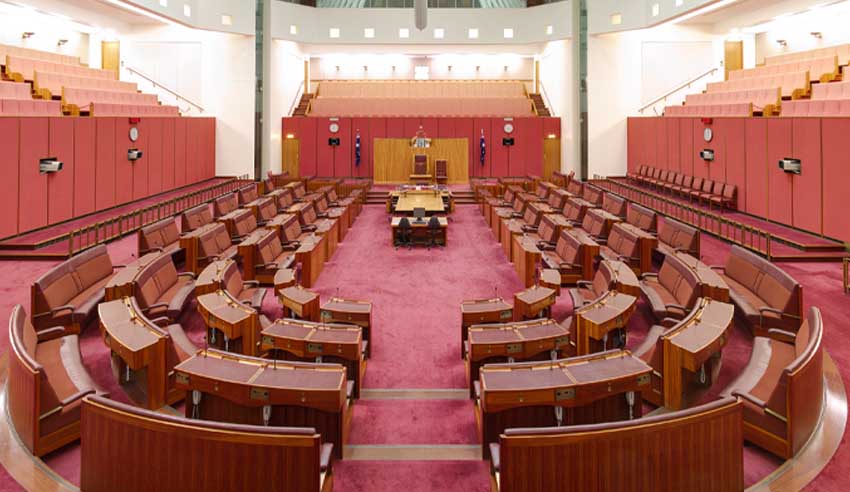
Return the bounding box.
[121,25,256,177]
[0,3,92,64]
[267,40,307,174]
[309,53,533,81]
[754,2,850,64]
[538,39,575,175]
[586,24,723,178]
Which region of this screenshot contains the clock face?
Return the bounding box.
[504,123,514,134]
[129,127,139,142]
[329,123,339,133]
[703,128,713,142]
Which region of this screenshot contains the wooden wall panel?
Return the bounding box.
[368,118,387,179]
[707,119,727,183]
[655,117,668,170]
[679,118,694,177]
[95,118,116,210]
[19,118,49,232]
[114,119,133,205]
[373,138,468,183]
[724,118,747,215]
[744,119,768,218]
[351,118,371,178]
[332,117,352,177]
[0,119,20,237]
[131,121,149,201]
[386,117,405,138]
[205,118,216,179]
[524,117,544,177]
[437,118,456,137]
[47,118,75,225]
[454,118,473,176]
[161,118,176,191]
[146,119,163,196]
[187,119,200,186]
[822,118,850,243]
[665,117,680,173]
[490,117,509,177]
[173,118,188,188]
[508,118,529,177]
[767,118,793,225]
[296,117,317,177]
[315,118,335,177]
[791,118,822,234]
[692,120,710,179]
[73,118,96,217]
[473,118,492,177]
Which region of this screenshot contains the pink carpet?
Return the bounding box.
[0,202,847,491]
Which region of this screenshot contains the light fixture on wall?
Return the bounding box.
[610,13,623,25]
[433,28,444,39]
[329,28,340,38]
[221,15,233,26]
[363,65,368,71]
[183,4,191,17]
[776,39,787,47]
[290,25,298,35]
[503,28,514,39]
[56,39,68,47]
[159,0,167,6]
[811,32,822,38]
[546,25,553,35]
[391,65,396,72]
[475,65,480,72]
[399,28,410,39]
[503,65,508,71]
[21,32,34,40]
[468,28,479,39]
[335,65,340,72]
[447,65,452,72]
[364,28,375,38]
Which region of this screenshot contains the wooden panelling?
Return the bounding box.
[296,117,318,176]
[522,117,545,177]
[767,118,793,225]
[386,117,406,138]
[744,118,768,217]
[665,117,680,173]
[95,118,116,210]
[821,118,850,243]
[316,118,335,177]
[724,118,747,214]
[161,118,176,192]
[146,118,163,196]
[473,118,492,177]
[73,118,96,217]
[679,118,694,177]
[0,119,20,237]
[282,139,301,178]
[332,117,352,177]
[373,138,468,183]
[351,118,371,178]
[692,120,710,178]
[47,118,75,225]
[490,117,510,177]
[114,118,133,205]
[19,118,49,232]
[131,121,149,201]
[791,118,822,234]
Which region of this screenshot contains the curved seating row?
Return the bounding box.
[133,253,196,322]
[729,55,837,83]
[665,102,752,117]
[196,258,267,310]
[309,96,534,117]
[0,43,80,66]
[766,43,850,66]
[317,80,527,99]
[706,70,809,99]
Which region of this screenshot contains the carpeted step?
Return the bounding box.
[348,399,478,445]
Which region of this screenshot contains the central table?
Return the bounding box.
[390,216,448,246]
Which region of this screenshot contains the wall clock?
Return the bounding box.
[329,123,339,133]
[129,127,139,142]
[703,127,713,142]
[503,123,514,134]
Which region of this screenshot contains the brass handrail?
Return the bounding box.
[638,67,719,114]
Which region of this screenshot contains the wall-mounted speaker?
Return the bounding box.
[328,138,341,146]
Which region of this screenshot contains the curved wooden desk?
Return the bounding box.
[296,234,327,288]
[194,259,234,296]
[511,236,541,288]
[476,349,651,459]
[460,297,513,359]
[466,318,569,398]
[179,222,224,275]
[675,252,731,302]
[104,252,163,301]
[197,290,260,355]
[602,259,641,298]
[320,297,373,356]
[261,318,365,398]
[174,349,349,458]
[98,297,191,409]
[571,290,638,355]
[513,285,557,321]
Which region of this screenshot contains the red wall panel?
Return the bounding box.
[351,118,371,178]
[315,118,335,177]
[47,118,75,225]
[206,118,216,179]
[692,121,710,178]
[332,117,352,177]
[420,117,439,137]
[473,119,492,177]
[543,117,561,138]
[132,121,149,201]
[95,118,116,210]
[724,118,747,214]
[114,119,134,205]
[19,118,49,232]
[508,118,529,177]
[295,117,317,177]
[706,119,726,183]
[185,119,199,186]
[665,118,680,173]
[627,118,639,172]
[147,119,163,196]
[161,118,176,191]
[744,119,768,217]
[822,118,850,243]
[490,118,509,177]
[453,118,473,175]
[654,118,668,170]
[73,118,96,217]
[679,118,694,176]
[791,118,822,233]
[0,119,20,237]
[766,119,793,225]
[386,118,405,138]
[437,118,456,137]
[524,117,544,177]
[403,117,422,138]
[174,118,187,187]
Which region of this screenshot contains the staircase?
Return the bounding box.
[530,93,551,116]
[292,93,314,116]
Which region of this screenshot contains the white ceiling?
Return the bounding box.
[680,0,840,30]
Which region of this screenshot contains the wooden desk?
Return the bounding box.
[273,268,297,295]
[104,252,162,301]
[616,223,660,274]
[675,252,731,302]
[477,350,651,459]
[513,285,557,321]
[511,235,541,288]
[262,212,296,242]
[296,234,326,288]
[174,349,349,458]
[390,216,448,247]
[466,318,569,397]
[280,285,321,321]
[460,298,513,359]
[393,191,446,214]
[261,318,365,398]
[500,219,526,261]
[604,259,642,298]
[373,138,469,184]
[178,222,221,275]
[196,291,260,355]
[195,259,235,297]
[539,269,562,295]
[315,218,339,261]
[572,291,638,355]
[320,298,373,357]
[98,298,173,409]
[662,298,735,410]
[236,229,275,283]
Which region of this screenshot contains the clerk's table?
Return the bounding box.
[391,216,448,246]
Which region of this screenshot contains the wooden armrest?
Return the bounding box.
[149,316,171,327]
[33,305,76,319]
[640,272,658,280]
[59,389,96,407]
[731,391,766,409]
[231,235,245,242]
[282,241,300,250]
[537,243,555,251]
[143,302,169,312]
[112,264,127,269]
[242,280,260,287]
[665,303,688,314]
[559,262,581,270]
[767,328,797,344]
[575,280,593,288]
[708,265,725,272]
[145,247,165,253]
[759,307,799,320]
[177,272,196,280]
[302,225,317,232]
[521,225,538,233]
[36,326,68,338]
[660,317,680,328]
[618,255,639,264]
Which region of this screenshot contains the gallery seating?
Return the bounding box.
[90,102,180,116]
[684,88,781,113]
[0,43,80,65]
[196,259,267,311]
[6,54,115,82]
[640,253,703,322]
[317,80,527,98]
[625,202,658,232]
[34,70,137,97]
[729,55,838,83]
[8,305,109,456]
[80,395,334,492]
[656,217,700,258]
[765,43,850,66]
[540,228,599,284]
[223,208,260,243]
[706,71,809,99]
[568,259,639,309]
[665,102,753,117]
[489,397,743,492]
[30,244,116,339]
[137,218,182,260]
[711,245,804,335]
[213,193,240,218]
[196,223,239,270]
[62,87,176,117]
[721,306,824,459]
[133,254,196,322]
[598,222,655,274]
[0,80,60,116]
[309,96,534,117]
[242,229,297,284]
[781,98,850,117]
[181,204,214,232]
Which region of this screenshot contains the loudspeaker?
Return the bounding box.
[502,137,515,146]
[328,138,341,146]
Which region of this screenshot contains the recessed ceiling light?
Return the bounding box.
[221,14,232,26]
[290,25,298,35]
[434,28,445,39]
[329,28,340,38]
[610,13,622,25]
[183,4,190,17]
[651,3,660,16]
[675,0,683,6]
[546,25,553,35]
[159,0,167,6]
[503,28,514,39]
[364,28,375,38]
[468,28,479,39]
[399,28,410,39]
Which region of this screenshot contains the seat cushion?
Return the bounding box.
[68,278,108,322]
[723,274,761,323]
[568,286,594,310]
[166,324,198,363]
[640,278,679,320]
[238,287,267,311]
[161,277,195,320]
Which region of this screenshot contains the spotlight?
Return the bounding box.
[811,32,822,39]
[21,32,34,39]
[776,39,787,47]
[57,39,68,47]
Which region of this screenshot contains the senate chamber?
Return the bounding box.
[0,0,849,491]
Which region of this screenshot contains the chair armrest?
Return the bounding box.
[731,391,766,409]
[537,242,555,251]
[640,272,658,280]
[144,246,165,253]
[231,234,245,242]
[32,304,76,319]
[282,241,300,251]
[112,264,127,269]
[149,316,171,327]
[708,265,725,272]
[575,280,593,288]
[178,272,196,280]
[316,212,329,219]
[559,262,582,270]
[665,303,689,315]
[596,238,608,245]
[521,225,538,233]
[302,225,317,232]
[36,326,69,339]
[767,328,797,344]
[143,302,169,312]
[59,389,96,407]
[242,280,260,288]
[759,306,800,320]
[660,317,680,328]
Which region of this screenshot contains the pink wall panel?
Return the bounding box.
[453,118,473,175]
[744,119,768,217]
[724,118,747,213]
[73,119,96,217]
[420,117,439,137]
[351,118,371,178]
[489,118,509,177]
[437,118,456,137]
[47,118,75,225]
[332,117,352,177]
[295,117,317,177]
[315,118,335,177]
[665,118,680,173]
[627,118,639,172]
[95,118,116,210]
[791,118,822,233]
[508,118,530,177]
[114,119,134,205]
[524,117,544,177]
[679,118,694,176]
[146,119,163,196]
[132,122,149,201]
[205,118,216,179]
[161,118,176,191]
[706,119,726,183]
[654,118,668,170]
[368,118,386,178]
[692,121,710,178]
[386,118,405,138]
[766,119,793,225]
[473,118,492,177]
[185,120,199,186]
[643,119,657,168]
[19,118,49,232]
[403,118,422,138]
[0,119,20,237]
[174,118,187,187]
[543,117,561,138]
[821,119,850,243]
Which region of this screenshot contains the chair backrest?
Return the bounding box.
[199,224,230,259]
[537,216,558,243]
[658,254,702,306]
[300,203,318,225]
[428,216,441,229]
[723,246,803,319]
[626,203,658,232]
[567,180,583,196]
[547,189,570,209]
[608,224,639,258]
[213,193,238,217]
[691,177,704,191]
[413,155,427,175]
[523,204,542,227]
[257,230,283,265]
[582,184,603,205]
[134,254,179,309]
[258,197,278,221]
[658,218,700,256]
[281,215,303,242]
[221,261,245,296]
[601,193,626,217]
[139,219,179,254]
[399,217,411,230]
[238,185,259,205]
[32,245,112,315]
[232,209,258,238]
[435,160,447,178]
[181,204,213,232]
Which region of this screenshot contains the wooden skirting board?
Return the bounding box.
[373,138,469,184]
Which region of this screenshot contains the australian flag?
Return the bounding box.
[355,131,361,167]
[479,132,486,166]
